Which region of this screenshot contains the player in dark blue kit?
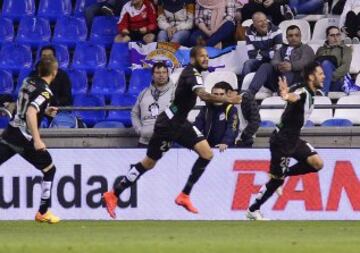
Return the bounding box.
[103,46,242,218]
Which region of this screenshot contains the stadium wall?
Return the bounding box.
[0,149,359,220]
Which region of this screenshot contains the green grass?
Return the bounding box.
[0,221,359,253]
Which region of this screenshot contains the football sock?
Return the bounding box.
[285,161,318,176]
[39,166,56,215]
[182,157,211,195]
[249,178,284,212]
[114,162,147,196]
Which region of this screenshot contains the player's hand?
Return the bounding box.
[227,91,242,104]
[215,144,228,152]
[45,106,58,117]
[34,139,46,151]
[278,76,289,100]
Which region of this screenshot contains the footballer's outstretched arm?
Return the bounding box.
[278,76,300,103]
[195,87,242,104]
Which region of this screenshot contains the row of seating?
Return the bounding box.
[0,15,118,48]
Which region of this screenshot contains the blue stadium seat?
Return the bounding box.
[49,112,79,128]
[53,16,87,48]
[16,17,51,47]
[93,121,125,128]
[72,42,107,73]
[127,68,152,95]
[91,69,126,100]
[14,68,32,97]
[74,0,98,16]
[0,43,32,73]
[36,43,70,69]
[0,116,10,128]
[0,69,13,94]
[321,119,353,127]
[0,17,14,45]
[108,42,131,74]
[304,120,315,127]
[2,0,35,21]
[90,16,118,48]
[65,69,88,95]
[37,0,72,22]
[73,94,106,127]
[260,120,276,128]
[107,94,137,127]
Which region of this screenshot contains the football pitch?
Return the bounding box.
[0,221,359,253]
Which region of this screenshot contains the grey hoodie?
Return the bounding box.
[131,80,175,145]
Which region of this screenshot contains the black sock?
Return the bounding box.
[114,162,147,196]
[182,157,211,195]
[249,178,284,212]
[285,161,318,177]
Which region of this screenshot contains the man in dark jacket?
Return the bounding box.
[194,82,239,152]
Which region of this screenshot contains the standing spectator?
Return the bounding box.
[240,12,282,85]
[157,0,195,45]
[288,0,324,15]
[131,62,175,146]
[189,0,236,48]
[84,0,129,29]
[316,26,352,95]
[115,0,158,44]
[339,0,360,42]
[30,46,72,106]
[247,25,315,95]
[194,82,239,151]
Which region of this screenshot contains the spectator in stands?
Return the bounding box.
[194,82,239,151]
[131,62,175,146]
[241,0,293,26]
[247,25,315,95]
[189,0,236,48]
[234,0,249,41]
[157,0,195,45]
[339,0,360,43]
[288,0,324,15]
[115,0,158,44]
[30,46,73,106]
[240,12,282,85]
[85,0,129,29]
[316,26,352,95]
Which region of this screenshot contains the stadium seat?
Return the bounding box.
[107,94,137,126]
[241,19,253,27]
[37,0,72,22]
[0,69,13,94]
[309,96,333,125]
[108,42,131,74]
[1,0,35,21]
[259,96,286,124]
[350,45,360,74]
[304,120,315,127]
[0,17,14,45]
[74,0,98,16]
[321,118,353,127]
[127,68,152,95]
[279,19,311,44]
[91,69,126,100]
[204,70,238,92]
[16,17,51,47]
[0,115,10,128]
[260,120,276,128]
[0,43,32,73]
[49,112,79,128]
[93,121,125,128]
[241,72,255,90]
[35,43,70,69]
[73,94,106,127]
[13,68,32,97]
[72,42,107,73]
[65,69,88,95]
[53,16,88,48]
[333,95,360,124]
[311,17,340,43]
[308,43,322,54]
[90,16,118,48]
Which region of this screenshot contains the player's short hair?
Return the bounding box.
[212,82,234,92]
[38,57,58,77]
[326,26,339,36]
[190,46,205,58]
[286,25,301,34]
[303,61,321,82]
[152,62,168,73]
[40,45,56,57]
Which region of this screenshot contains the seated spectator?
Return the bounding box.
[115,0,157,44]
[241,0,293,26]
[157,0,194,45]
[131,62,175,146]
[194,82,239,151]
[189,0,236,48]
[339,0,360,43]
[30,46,73,106]
[289,0,324,15]
[240,12,282,85]
[84,0,129,29]
[248,25,315,95]
[316,26,352,95]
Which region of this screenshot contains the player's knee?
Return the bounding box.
[42,164,56,181]
[142,157,157,169]
[199,149,213,161]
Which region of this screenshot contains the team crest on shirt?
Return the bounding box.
[41,91,50,99]
[219,113,226,121]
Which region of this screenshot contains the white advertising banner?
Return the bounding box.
[0,149,359,220]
